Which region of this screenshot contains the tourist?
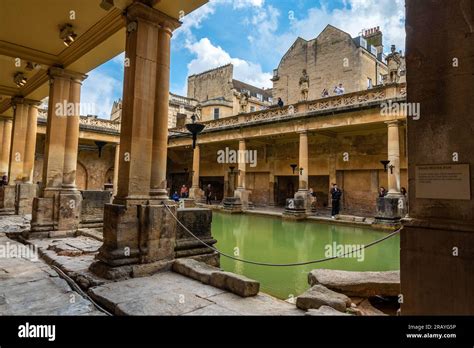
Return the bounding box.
[401,187,407,196]
[0,175,7,187]
[205,184,213,205]
[330,183,342,218]
[321,89,329,98]
[333,83,345,95]
[277,97,284,108]
[180,184,189,198]
[171,191,180,202]
[378,186,387,197]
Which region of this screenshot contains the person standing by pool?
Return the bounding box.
[205,184,213,205]
[330,183,342,218]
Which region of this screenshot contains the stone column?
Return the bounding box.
[189,144,201,200]
[22,103,39,183]
[92,2,184,277]
[374,120,404,226]
[150,23,173,200]
[297,131,309,192]
[62,78,82,189]
[6,98,40,215]
[386,120,401,196]
[0,117,14,214]
[234,139,250,208]
[30,67,87,236]
[294,130,311,212]
[0,118,12,177]
[237,139,246,189]
[112,144,120,196]
[9,100,29,183]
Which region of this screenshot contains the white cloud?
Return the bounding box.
[247,0,406,64]
[186,38,272,89]
[81,70,121,119]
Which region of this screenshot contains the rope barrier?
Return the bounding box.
[164,203,401,267]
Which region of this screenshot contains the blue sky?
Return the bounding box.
[81,0,405,118]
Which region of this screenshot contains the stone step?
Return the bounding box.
[172,258,260,297]
[308,269,400,297]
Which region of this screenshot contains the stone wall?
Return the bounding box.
[187,64,234,102]
[272,25,388,105]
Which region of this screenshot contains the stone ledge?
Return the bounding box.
[308,269,400,297]
[172,258,260,297]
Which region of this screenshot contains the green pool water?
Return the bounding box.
[212,212,400,300]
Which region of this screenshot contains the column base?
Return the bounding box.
[282,198,307,220]
[15,183,38,215]
[91,202,218,280]
[234,188,251,210]
[29,189,82,238]
[0,185,16,215]
[221,197,243,213]
[373,196,407,229]
[294,190,313,214]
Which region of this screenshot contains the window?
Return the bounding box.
[256,93,263,102]
[367,78,373,89]
[213,108,220,120]
[378,73,384,85]
[250,106,256,112]
[268,97,273,104]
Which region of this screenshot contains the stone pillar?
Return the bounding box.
[91,2,190,279]
[30,67,87,236]
[0,118,12,177]
[23,103,39,183]
[268,173,276,206]
[401,0,474,315]
[189,144,202,200]
[295,131,311,212]
[0,117,14,214]
[150,24,172,200]
[9,100,29,183]
[112,144,120,196]
[374,120,405,226]
[237,139,246,189]
[328,153,337,208]
[234,139,250,208]
[386,120,401,196]
[4,99,40,215]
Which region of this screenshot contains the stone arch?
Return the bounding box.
[104,166,114,186]
[76,160,88,190]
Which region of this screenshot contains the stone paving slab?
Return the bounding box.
[0,233,103,315]
[88,271,304,316]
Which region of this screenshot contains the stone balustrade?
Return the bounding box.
[170,83,407,135]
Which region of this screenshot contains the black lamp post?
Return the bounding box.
[380,160,390,172]
[290,164,298,174]
[185,114,205,149]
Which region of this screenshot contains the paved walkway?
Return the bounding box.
[0,231,103,315]
[0,216,305,316]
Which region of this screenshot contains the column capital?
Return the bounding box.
[0,115,13,122]
[126,1,181,31]
[11,97,41,107]
[297,129,308,135]
[385,119,401,127]
[48,67,87,84]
